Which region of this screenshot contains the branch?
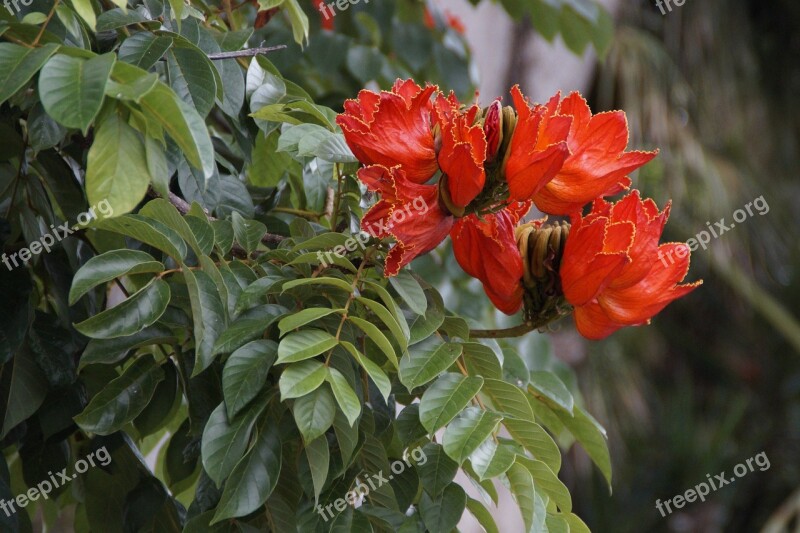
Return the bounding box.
[207,45,287,60]
[469,314,557,339]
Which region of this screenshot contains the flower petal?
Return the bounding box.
[434,96,487,207]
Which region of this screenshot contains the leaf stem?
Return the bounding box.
[33,0,61,47]
[469,316,554,339]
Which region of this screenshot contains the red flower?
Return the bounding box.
[533,93,658,215]
[503,87,572,202]
[312,0,334,30]
[434,93,487,208]
[560,191,701,339]
[358,165,454,276]
[451,202,531,314]
[337,80,439,183]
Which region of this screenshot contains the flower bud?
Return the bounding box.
[515,220,571,321]
[437,174,466,217]
[483,100,503,163]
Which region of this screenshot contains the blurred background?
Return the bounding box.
[415,0,800,531]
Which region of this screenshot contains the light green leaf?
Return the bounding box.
[419,373,483,434]
[466,497,499,533]
[356,297,408,350]
[118,33,173,70]
[231,211,266,255]
[528,371,574,413]
[85,110,152,216]
[139,198,213,257]
[461,342,503,379]
[73,278,170,339]
[556,405,612,490]
[0,43,58,103]
[399,338,462,391]
[515,456,572,513]
[442,407,503,464]
[326,367,360,427]
[69,250,163,305]
[339,341,391,401]
[165,44,218,118]
[279,360,327,400]
[283,0,309,46]
[480,378,535,422]
[503,417,561,473]
[282,276,354,294]
[469,439,516,481]
[348,316,398,369]
[506,461,547,533]
[292,385,335,442]
[39,53,115,131]
[71,0,97,29]
[74,355,164,435]
[278,308,341,337]
[389,270,426,315]
[277,329,338,364]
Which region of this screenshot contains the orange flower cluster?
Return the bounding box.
[337,80,700,339]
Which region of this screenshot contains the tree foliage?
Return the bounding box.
[0,0,614,530]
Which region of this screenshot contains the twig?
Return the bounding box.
[469,317,553,339]
[33,0,61,47]
[207,46,286,60]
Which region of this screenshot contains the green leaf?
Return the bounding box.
[185,269,227,376]
[279,360,327,400]
[165,45,217,118]
[292,385,335,442]
[277,329,338,364]
[69,250,163,305]
[85,110,152,216]
[71,0,97,29]
[389,270,426,315]
[399,338,462,391]
[469,439,516,481]
[415,443,458,497]
[418,483,466,533]
[119,33,174,69]
[480,378,535,422]
[348,316,398,369]
[39,53,116,132]
[466,497,499,533]
[278,308,341,337]
[139,81,215,179]
[282,276,354,294]
[356,297,408,351]
[211,423,282,523]
[556,405,612,490]
[0,43,59,104]
[515,456,571,513]
[506,461,547,533]
[563,513,591,533]
[105,63,158,102]
[363,280,410,340]
[339,341,391,401]
[94,214,188,261]
[222,340,277,419]
[201,400,265,487]
[408,288,445,344]
[419,373,483,434]
[305,435,329,503]
[528,371,574,413]
[503,418,561,473]
[442,407,503,464]
[211,305,286,355]
[460,342,502,379]
[231,211,266,255]
[326,367,361,427]
[283,0,309,46]
[79,324,175,370]
[139,198,213,257]
[73,278,170,339]
[1,347,47,439]
[73,354,165,435]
